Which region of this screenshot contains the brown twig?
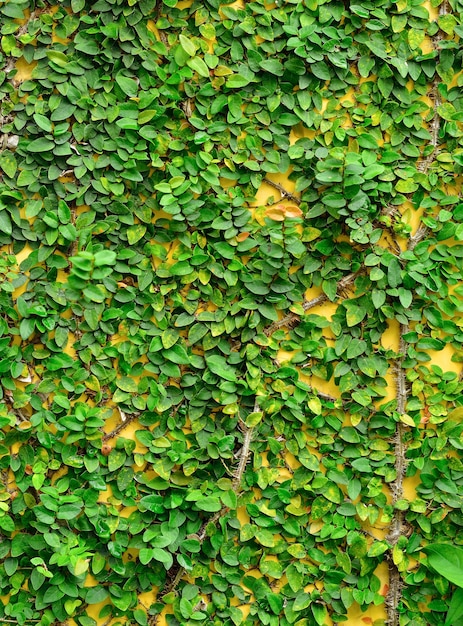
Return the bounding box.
[407,224,429,251]
[262,178,301,205]
[0,617,41,624]
[385,81,437,616]
[264,272,358,336]
[232,416,256,488]
[17,11,36,36]
[102,409,139,442]
[417,3,446,175]
[385,323,409,626]
[149,400,260,625]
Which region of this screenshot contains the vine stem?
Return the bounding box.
[264,272,358,336]
[386,323,408,626]
[101,409,139,442]
[262,177,301,205]
[232,421,256,489]
[386,135,438,621]
[149,399,260,625]
[417,0,447,174]
[408,224,429,251]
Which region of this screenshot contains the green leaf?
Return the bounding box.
[438,13,457,35]
[187,56,210,78]
[127,224,147,245]
[316,170,342,183]
[308,397,322,415]
[293,592,311,611]
[64,599,82,615]
[226,74,252,88]
[205,354,237,381]
[311,496,332,519]
[0,211,13,235]
[138,109,159,125]
[115,74,139,97]
[169,261,192,276]
[312,604,328,625]
[46,50,69,67]
[86,586,109,604]
[267,592,283,614]
[83,284,107,303]
[152,548,173,569]
[388,257,402,288]
[94,250,117,267]
[445,588,463,626]
[391,14,407,32]
[229,606,243,626]
[195,496,221,512]
[245,411,263,427]
[345,304,366,327]
[47,354,75,370]
[133,609,148,626]
[0,515,15,533]
[286,564,303,592]
[27,138,54,153]
[116,376,138,392]
[357,134,379,150]
[0,151,17,178]
[367,541,390,557]
[363,163,385,179]
[351,390,372,407]
[108,449,126,472]
[162,343,190,365]
[116,118,139,130]
[259,59,284,76]
[161,329,179,349]
[408,29,425,50]
[16,169,36,187]
[349,534,368,558]
[255,529,275,547]
[324,484,341,504]
[179,34,196,56]
[398,288,413,308]
[358,56,375,77]
[423,544,463,587]
[311,61,330,80]
[139,548,154,565]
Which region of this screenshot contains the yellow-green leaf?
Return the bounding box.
[0,151,17,178]
[127,224,147,245]
[399,413,416,427]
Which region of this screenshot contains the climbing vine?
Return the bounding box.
[0,0,463,625]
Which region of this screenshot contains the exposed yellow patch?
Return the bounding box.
[235,504,250,528]
[423,0,439,20]
[428,344,459,375]
[346,563,389,624]
[299,370,342,399]
[403,471,421,501]
[52,32,69,45]
[14,244,34,266]
[97,485,113,504]
[381,319,400,352]
[13,57,36,83]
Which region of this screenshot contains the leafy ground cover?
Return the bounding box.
[0,0,463,624]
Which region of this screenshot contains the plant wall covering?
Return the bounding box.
[0,0,463,624]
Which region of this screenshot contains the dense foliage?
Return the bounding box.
[0,0,463,624]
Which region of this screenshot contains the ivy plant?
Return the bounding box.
[0,0,463,625]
